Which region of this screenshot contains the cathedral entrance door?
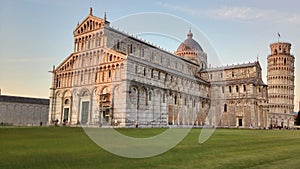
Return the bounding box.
[81,101,89,125]
[238,118,243,127]
[63,108,69,123]
[102,107,110,124]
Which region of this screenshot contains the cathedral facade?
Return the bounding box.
[48,9,295,128]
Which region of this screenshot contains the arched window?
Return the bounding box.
[108,70,111,78]
[236,85,239,92]
[151,69,154,78]
[224,104,227,112]
[55,77,59,88]
[129,44,133,53]
[149,92,152,101]
[81,74,84,82]
[229,86,232,93]
[135,65,138,74]
[88,39,91,49]
[174,95,177,105]
[284,58,286,65]
[116,40,120,49]
[274,49,277,55]
[141,48,144,57]
[64,99,70,105]
[95,72,98,82]
[151,52,154,61]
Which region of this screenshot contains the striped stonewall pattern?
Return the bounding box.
[267,42,295,128]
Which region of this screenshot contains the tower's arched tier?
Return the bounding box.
[267,42,295,128]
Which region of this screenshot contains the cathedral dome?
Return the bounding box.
[176,30,203,54]
[175,30,207,67]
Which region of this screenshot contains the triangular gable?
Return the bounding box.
[55,53,76,72]
[105,48,127,60]
[73,10,109,36]
[55,48,127,73]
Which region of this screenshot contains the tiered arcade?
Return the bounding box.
[267,42,295,128]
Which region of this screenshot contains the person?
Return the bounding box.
[55,119,59,126]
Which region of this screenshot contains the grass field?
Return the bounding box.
[1,127,300,169]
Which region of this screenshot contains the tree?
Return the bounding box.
[296,111,300,125]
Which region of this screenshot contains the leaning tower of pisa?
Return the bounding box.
[267,42,295,128]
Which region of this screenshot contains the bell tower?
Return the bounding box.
[267,42,295,128]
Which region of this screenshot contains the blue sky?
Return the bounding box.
[0,0,299,111]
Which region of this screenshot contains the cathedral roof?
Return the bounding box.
[204,61,261,72]
[225,78,266,86]
[0,95,49,105]
[176,30,203,53]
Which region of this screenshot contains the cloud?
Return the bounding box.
[156,2,300,25]
[210,6,300,24]
[156,1,204,17]
[212,6,263,21]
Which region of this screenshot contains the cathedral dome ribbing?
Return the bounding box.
[175,30,207,67]
[176,30,203,54]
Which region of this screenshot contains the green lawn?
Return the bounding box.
[1,127,300,169]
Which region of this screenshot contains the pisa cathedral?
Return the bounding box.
[48,8,295,128]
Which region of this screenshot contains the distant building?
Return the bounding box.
[201,62,268,128]
[0,95,49,126]
[48,8,295,128]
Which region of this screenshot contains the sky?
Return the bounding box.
[0,0,299,111]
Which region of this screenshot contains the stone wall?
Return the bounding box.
[0,95,49,126]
